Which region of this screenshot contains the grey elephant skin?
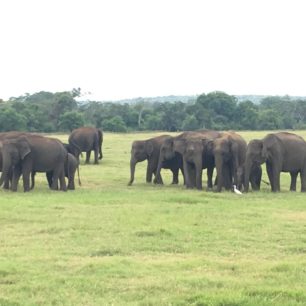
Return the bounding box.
[0,134,67,192]
[208,131,247,192]
[68,127,103,164]
[244,132,306,192]
[128,135,181,186]
[160,131,221,190]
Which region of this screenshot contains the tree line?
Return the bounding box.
[1,89,306,132]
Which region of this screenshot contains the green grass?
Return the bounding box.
[1,131,306,305]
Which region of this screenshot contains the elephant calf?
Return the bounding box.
[128,135,182,185]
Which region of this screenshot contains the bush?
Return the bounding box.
[102,116,127,132]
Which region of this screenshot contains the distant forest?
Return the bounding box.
[1,89,306,132]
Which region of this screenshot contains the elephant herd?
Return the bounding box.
[0,127,103,192]
[128,130,306,193]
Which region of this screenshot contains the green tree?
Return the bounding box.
[258,109,282,130]
[58,111,85,132]
[236,101,259,130]
[181,115,199,131]
[103,116,127,132]
[0,108,27,131]
[143,114,163,130]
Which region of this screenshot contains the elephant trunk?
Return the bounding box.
[215,155,223,192]
[244,158,252,193]
[128,157,137,186]
[0,156,11,188]
[155,154,164,185]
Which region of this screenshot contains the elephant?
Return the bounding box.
[0,134,67,192]
[128,134,181,185]
[244,132,306,192]
[31,152,80,190]
[207,131,247,192]
[156,130,221,188]
[68,127,103,164]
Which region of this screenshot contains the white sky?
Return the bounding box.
[1,0,306,101]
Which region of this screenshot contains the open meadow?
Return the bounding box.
[1,131,306,306]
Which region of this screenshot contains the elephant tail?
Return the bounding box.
[97,129,103,159]
[77,164,82,186]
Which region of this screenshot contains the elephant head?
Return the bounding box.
[128,139,154,186]
[155,137,176,184]
[211,136,237,192]
[244,139,266,192]
[0,137,31,190]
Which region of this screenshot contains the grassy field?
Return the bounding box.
[1,131,306,306]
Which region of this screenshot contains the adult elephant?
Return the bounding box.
[0,134,67,192]
[68,127,103,164]
[156,130,221,188]
[244,132,306,192]
[208,131,247,192]
[128,134,180,186]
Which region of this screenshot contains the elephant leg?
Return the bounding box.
[206,166,214,190]
[85,151,91,164]
[183,160,194,189]
[52,165,67,191]
[68,172,75,190]
[195,165,202,190]
[46,172,53,188]
[171,167,179,184]
[290,171,298,191]
[272,167,281,192]
[31,172,36,190]
[3,168,11,189]
[94,148,99,164]
[266,162,274,191]
[153,169,163,184]
[50,168,60,190]
[300,170,306,192]
[22,170,31,192]
[180,166,186,185]
[11,166,22,192]
[146,160,154,183]
[59,171,67,191]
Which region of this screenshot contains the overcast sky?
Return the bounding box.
[1,0,306,101]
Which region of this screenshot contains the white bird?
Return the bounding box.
[233,185,243,195]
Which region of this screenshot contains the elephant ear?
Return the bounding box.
[17,137,31,160]
[145,141,154,157]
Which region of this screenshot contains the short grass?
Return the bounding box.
[1,131,306,306]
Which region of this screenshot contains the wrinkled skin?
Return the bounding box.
[156,130,221,188]
[0,135,67,192]
[128,135,180,185]
[244,132,306,192]
[210,131,247,192]
[68,127,103,164]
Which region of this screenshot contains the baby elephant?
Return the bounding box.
[31,153,80,190]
